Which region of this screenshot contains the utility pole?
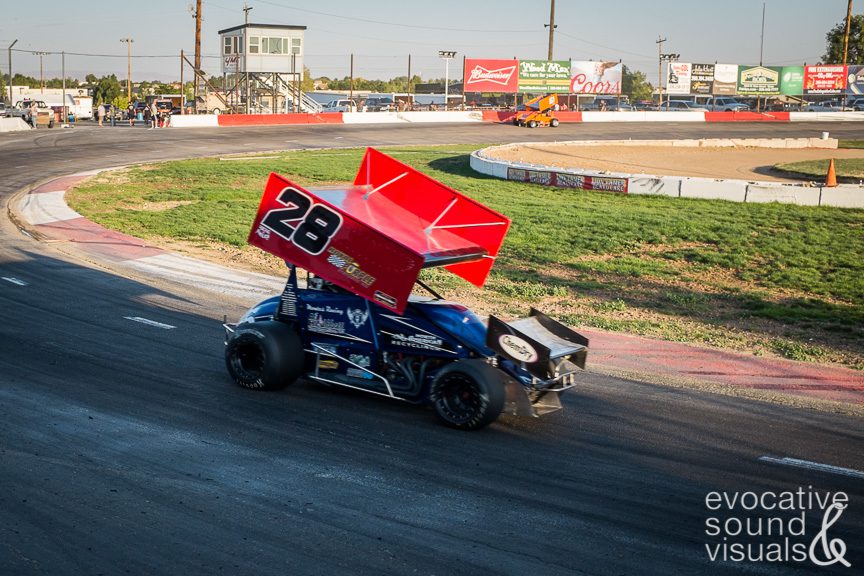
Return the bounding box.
[33,51,48,93]
[194,0,203,103]
[120,38,133,102]
[656,36,666,102]
[759,2,766,65]
[7,40,16,105]
[843,0,853,65]
[545,0,556,60]
[243,2,252,25]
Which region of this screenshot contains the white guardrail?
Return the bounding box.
[470,140,864,209]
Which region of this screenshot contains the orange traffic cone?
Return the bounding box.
[825,158,838,187]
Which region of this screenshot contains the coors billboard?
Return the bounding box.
[463,59,519,93]
[570,61,622,94]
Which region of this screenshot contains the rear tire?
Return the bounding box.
[430,360,506,430]
[225,321,305,390]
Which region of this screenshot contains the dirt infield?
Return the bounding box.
[486,143,864,182]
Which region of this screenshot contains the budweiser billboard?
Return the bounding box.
[463,59,519,93]
[570,61,622,94]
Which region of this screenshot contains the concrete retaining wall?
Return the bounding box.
[0,117,31,132]
[470,140,864,209]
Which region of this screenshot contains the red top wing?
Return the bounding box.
[248,148,510,313]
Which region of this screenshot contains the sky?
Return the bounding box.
[0,0,860,87]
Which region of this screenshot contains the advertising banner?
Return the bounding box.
[691,63,715,95]
[463,59,519,93]
[737,65,781,95]
[518,60,572,93]
[780,66,804,95]
[847,65,864,96]
[667,62,692,95]
[804,65,847,95]
[713,64,738,95]
[507,167,628,193]
[570,61,622,94]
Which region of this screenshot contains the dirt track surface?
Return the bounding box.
[487,143,864,182]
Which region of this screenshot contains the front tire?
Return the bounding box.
[527,120,538,128]
[225,321,305,390]
[430,360,506,430]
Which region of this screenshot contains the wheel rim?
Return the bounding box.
[436,372,484,425]
[230,340,265,380]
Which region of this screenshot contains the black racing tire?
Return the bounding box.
[527,120,538,128]
[513,118,519,126]
[225,321,305,390]
[430,360,506,431]
[550,118,560,127]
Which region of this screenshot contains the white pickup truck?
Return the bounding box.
[7,100,55,127]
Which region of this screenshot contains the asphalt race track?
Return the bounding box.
[1,122,862,575]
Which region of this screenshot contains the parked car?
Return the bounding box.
[663,100,709,111]
[802,101,843,112]
[362,97,395,112]
[0,102,6,116]
[704,97,750,112]
[633,100,661,111]
[323,98,357,112]
[846,97,864,111]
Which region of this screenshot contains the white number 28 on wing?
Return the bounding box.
[261,187,343,255]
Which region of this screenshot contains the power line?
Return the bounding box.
[253,0,536,33]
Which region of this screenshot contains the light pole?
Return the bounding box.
[438,50,456,111]
[33,51,48,93]
[121,38,133,102]
[7,39,17,105]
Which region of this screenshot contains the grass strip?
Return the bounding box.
[67,145,864,369]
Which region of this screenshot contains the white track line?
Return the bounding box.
[2,277,28,286]
[124,316,176,330]
[759,456,864,480]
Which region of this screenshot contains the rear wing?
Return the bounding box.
[248,148,510,313]
[524,93,557,113]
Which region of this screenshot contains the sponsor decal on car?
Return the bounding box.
[307,304,345,315]
[326,247,376,287]
[498,334,539,363]
[349,354,371,367]
[347,308,369,329]
[387,332,445,351]
[308,312,346,335]
[374,291,398,309]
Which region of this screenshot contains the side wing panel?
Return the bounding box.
[249,173,424,312]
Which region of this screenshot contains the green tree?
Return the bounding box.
[0,72,6,102]
[12,73,38,88]
[622,65,653,102]
[301,66,314,91]
[823,14,864,64]
[93,74,122,105]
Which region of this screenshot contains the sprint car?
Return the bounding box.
[224,148,588,430]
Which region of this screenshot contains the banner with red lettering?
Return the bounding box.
[463,59,519,93]
[570,61,622,94]
[803,65,847,95]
